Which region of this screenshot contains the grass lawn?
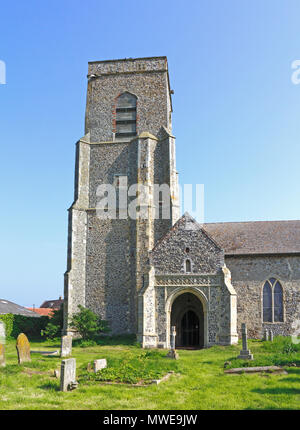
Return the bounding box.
[0,335,299,410]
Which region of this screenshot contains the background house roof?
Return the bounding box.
[0,299,41,317]
[203,220,300,256]
[40,297,63,309]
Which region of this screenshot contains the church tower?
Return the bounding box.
[63,56,180,336]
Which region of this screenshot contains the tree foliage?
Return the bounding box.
[70,305,109,340]
[42,307,64,339]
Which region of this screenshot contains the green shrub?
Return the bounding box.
[0,314,14,337]
[0,314,49,339]
[42,307,63,339]
[70,305,109,340]
[12,315,49,339]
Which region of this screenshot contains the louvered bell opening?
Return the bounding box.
[116,108,136,121]
[115,93,137,137]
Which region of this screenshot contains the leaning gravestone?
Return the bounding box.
[60,358,78,392]
[61,335,72,358]
[0,321,5,367]
[237,323,253,360]
[16,333,31,364]
[94,359,107,373]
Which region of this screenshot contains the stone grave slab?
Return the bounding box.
[225,366,288,375]
[94,359,107,372]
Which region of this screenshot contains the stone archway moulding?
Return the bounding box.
[165,286,209,349]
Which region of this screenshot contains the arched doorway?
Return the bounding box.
[171,292,204,349]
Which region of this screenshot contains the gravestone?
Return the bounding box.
[0,321,5,344]
[166,326,179,359]
[0,321,5,367]
[269,330,274,342]
[263,328,269,341]
[16,333,31,364]
[93,359,107,373]
[60,358,78,392]
[237,323,253,360]
[60,335,72,358]
[0,344,5,367]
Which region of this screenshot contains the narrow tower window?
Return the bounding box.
[116,92,137,137]
[185,259,191,273]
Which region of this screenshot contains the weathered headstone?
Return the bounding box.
[263,328,269,341]
[0,321,5,367]
[269,330,274,342]
[0,321,5,344]
[60,358,78,392]
[166,326,179,359]
[16,333,31,364]
[93,359,107,373]
[60,335,72,358]
[0,344,5,367]
[237,323,253,360]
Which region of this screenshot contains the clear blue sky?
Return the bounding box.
[1,0,299,307]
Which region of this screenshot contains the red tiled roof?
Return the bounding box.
[27,308,54,317]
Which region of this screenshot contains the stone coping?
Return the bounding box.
[88,56,167,64]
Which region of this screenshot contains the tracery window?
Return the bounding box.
[263,278,283,322]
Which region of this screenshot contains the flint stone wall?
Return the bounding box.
[86,57,172,142]
[225,254,300,338]
[150,216,224,274]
